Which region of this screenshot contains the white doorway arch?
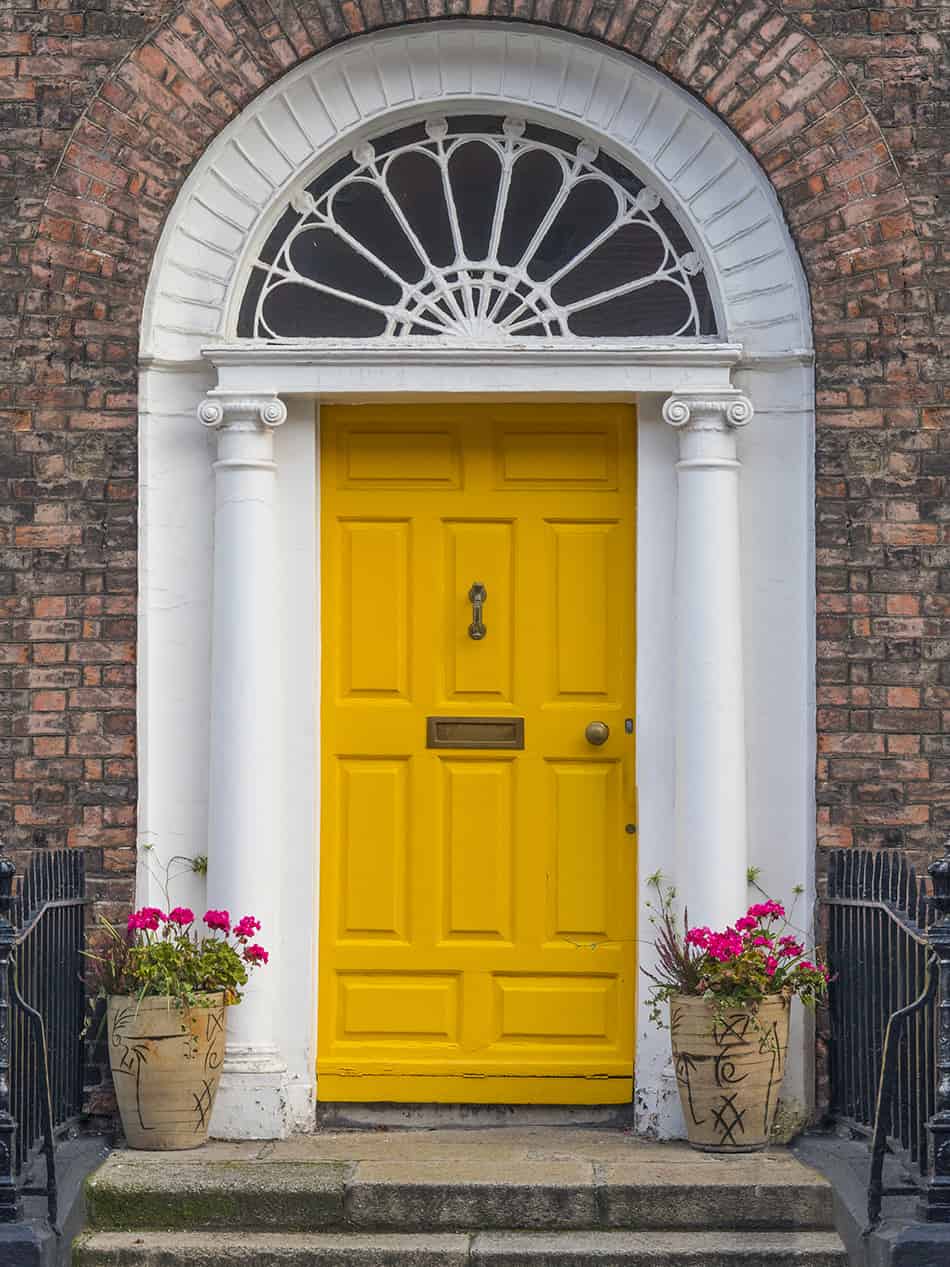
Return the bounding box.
[138,22,815,1140]
[142,23,810,360]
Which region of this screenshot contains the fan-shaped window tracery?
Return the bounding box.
[237,115,718,341]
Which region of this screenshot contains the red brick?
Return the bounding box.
[14,525,82,547]
[887,687,921,708]
[32,691,66,711]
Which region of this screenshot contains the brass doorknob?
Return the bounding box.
[585,721,609,746]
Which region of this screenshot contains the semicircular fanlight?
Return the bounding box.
[237,115,717,340]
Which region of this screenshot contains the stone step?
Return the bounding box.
[84,1149,836,1234]
[74,1229,849,1267]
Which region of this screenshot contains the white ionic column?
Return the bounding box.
[662,389,754,932]
[197,390,289,1139]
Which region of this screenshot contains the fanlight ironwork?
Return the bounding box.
[238,115,717,341]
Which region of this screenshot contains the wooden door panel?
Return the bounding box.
[319,403,636,1104]
[342,422,462,488]
[548,759,616,942]
[495,422,619,489]
[440,758,514,943]
[337,758,409,943]
[492,975,619,1045]
[548,522,613,700]
[442,521,514,702]
[338,520,411,699]
[336,973,461,1043]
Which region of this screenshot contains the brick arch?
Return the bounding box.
[34,3,919,369]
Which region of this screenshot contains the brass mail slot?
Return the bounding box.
[426,716,525,750]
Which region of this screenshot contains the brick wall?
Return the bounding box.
[0,2,946,931]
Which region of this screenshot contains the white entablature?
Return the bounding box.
[141,22,811,363]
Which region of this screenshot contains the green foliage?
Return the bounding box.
[84,910,265,1015]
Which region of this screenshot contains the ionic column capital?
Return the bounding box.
[661,390,754,432]
[197,392,288,431]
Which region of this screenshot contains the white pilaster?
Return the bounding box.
[662,389,754,932]
[197,390,290,1139]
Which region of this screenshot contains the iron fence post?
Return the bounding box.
[0,848,21,1222]
[922,840,950,1222]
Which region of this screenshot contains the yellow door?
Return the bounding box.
[318,403,637,1103]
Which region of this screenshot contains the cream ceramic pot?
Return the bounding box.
[107,993,226,1149]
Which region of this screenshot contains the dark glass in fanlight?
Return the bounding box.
[332,182,425,284]
[569,282,691,337]
[530,182,618,283]
[240,115,719,339]
[552,222,666,307]
[261,284,386,338]
[497,149,563,265]
[385,150,455,268]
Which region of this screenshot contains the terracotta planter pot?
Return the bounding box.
[669,993,790,1153]
[107,993,226,1150]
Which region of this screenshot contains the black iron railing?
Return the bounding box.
[0,847,86,1225]
[825,843,950,1226]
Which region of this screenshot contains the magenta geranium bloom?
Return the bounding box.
[645,877,829,1019]
[746,900,786,920]
[99,898,269,1013]
[127,907,166,932]
[203,909,231,933]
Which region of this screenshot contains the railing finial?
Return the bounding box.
[0,847,14,915]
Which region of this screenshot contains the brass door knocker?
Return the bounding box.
[468,583,487,640]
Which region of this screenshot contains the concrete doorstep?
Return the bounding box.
[73,1128,849,1265]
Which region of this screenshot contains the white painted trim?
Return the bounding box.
[141,22,811,362]
[140,347,815,374]
[204,339,744,366]
[202,341,743,399]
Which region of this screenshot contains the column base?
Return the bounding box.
[632,1065,687,1141]
[209,1044,291,1140]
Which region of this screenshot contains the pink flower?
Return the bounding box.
[705,929,744,962]
[735,915,757,932]
[765,956,779,976]
[234,915,261,940]
[799,960,816,973]
[752,934,772,947]
[746,900,785,920]
[168,906,195,925]
[204,909,231,933]
[244,943,269,965]
[127,906,165,932]
[685,927,711,948]
[778,937,803,958]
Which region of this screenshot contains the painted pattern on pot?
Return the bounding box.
[669,993,790,1152]
[107,993,226,1150]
